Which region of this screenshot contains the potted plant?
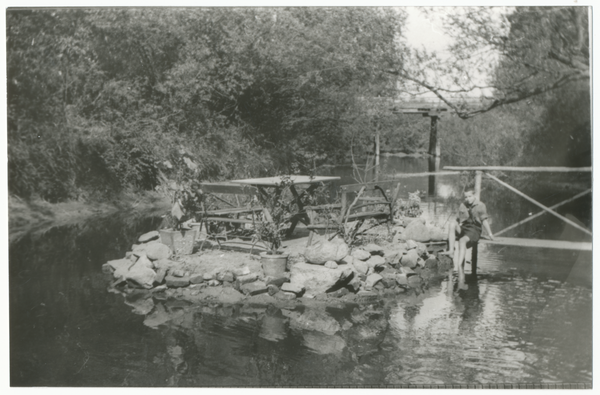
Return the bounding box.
[160,182,204,256]
[252,177,294,277]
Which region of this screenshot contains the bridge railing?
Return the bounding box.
[443,166,592,244]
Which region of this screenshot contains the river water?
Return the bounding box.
[9,157,593,387]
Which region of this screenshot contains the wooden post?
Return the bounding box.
[375,129,380,181]
[471,243,478,276]
[428,115,440,157]
[428,156,441,197]
[474,171,482,200]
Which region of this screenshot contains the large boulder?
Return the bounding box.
[428,226,447,241]
[400,249,420,268]
[145,243,171,261]
[135,254,154,269]
[304,237,349,264]
[289,262,347,297]
[125,260,157,289]
[400,220,447,242]
[401,220,431,242]
[106,258,131,277]
[352,259,369,275]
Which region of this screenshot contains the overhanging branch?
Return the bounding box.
[387,68,588,119]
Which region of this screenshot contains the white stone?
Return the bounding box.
[365,273,383,290]
[363,243,384,255]
[289,262,346,295]
[138,230,160,243]
[366,255,386,268]
[304,238,349,264]
[353,259,369,275]
[145,243,171,261]
[351,249,371,261]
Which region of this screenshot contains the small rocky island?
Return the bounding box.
[103,215,454,319]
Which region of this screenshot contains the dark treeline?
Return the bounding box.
[7,7,591,204]
[7,8,416,202]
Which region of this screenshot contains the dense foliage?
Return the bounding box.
[7,7,591,204]
[7,8,405,202]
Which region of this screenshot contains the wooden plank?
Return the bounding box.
[346,211,389,221]
[205,207,264,215]
[200,182,260,196]
[230,175,340,186]
[480,237,592,251]
[205,217,258,224]
[444,166,592,173]
[389,171,460,178]
[341,180,400,193]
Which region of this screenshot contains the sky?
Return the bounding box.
[404,7,452,55]
[401,7,515,100]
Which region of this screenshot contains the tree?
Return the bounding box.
[389,7,590,119]
[6,7,407,201]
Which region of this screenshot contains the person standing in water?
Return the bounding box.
[441,188,494,289]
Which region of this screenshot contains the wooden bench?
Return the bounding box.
[196,182,271,242]
[305,180,402,243]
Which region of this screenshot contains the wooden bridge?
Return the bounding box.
[390,98,489,157]
[444,166,592,252]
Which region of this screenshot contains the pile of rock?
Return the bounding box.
[103,228,452,305]
[296,237,451,301]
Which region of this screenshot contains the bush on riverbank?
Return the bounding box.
[7,8,404,202]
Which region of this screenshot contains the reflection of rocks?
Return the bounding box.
[259,315,287,342]
[301,331,347,355]
[285,308,341,335]
[144,303,173,328]
[125,292,155,315]
[344,306,389,357]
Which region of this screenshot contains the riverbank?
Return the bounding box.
[8,192,171,243]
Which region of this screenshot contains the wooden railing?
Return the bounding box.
[443,166,592,249]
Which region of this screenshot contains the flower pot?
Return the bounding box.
[260,252,289,277]
[159,228,198,256]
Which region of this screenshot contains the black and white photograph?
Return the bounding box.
[5,1,594,388]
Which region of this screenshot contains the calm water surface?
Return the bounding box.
[10,157,592,386]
